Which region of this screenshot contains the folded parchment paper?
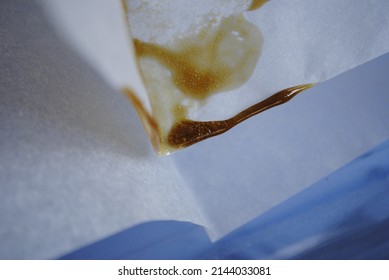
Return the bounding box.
[1,0,388,258]
[39,0,389,153]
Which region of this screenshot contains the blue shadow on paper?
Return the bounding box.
[60,221,211,260]
[60,140,389,260]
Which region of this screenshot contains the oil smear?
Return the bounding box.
[134,15,262,100]
[134,14,263,153]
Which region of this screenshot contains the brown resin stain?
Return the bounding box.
[121,0,129,20]
[122,87,161,151]
[249,0,269,11]
[123,2,311,154]
[133,15,262,100]
[167,84,315,149]
[133,39,227,99]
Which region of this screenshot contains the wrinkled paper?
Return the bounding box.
[1,0,389,258]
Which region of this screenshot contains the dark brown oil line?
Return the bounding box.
[167,84,314,148]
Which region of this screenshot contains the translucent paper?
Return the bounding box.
[39,0,389,154]
[2,0,388,258]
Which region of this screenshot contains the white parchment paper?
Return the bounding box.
[0,0,205,259]
[1,0,389,258]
